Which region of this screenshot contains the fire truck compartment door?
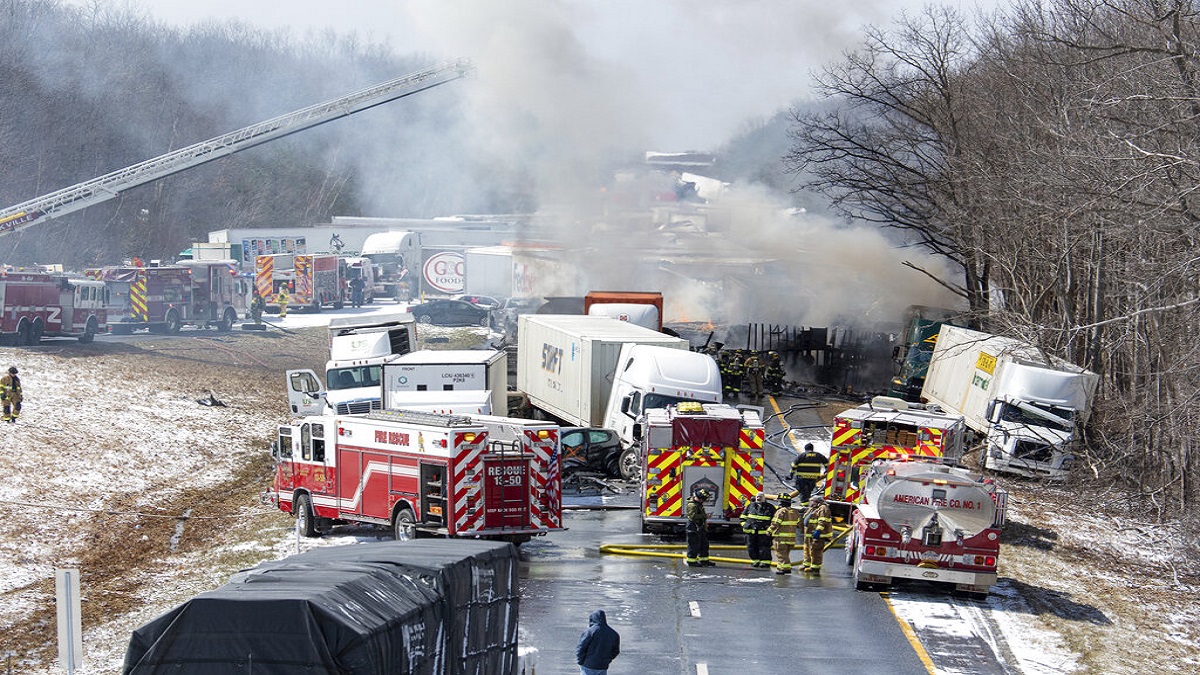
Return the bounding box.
[286,368,326,416]
[683,465,725,512]
[482,456,531,530]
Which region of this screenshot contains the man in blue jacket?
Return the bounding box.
[576,608,621,674]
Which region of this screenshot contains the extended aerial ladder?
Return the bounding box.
[0,59,472,237]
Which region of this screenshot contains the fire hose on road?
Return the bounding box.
[599,524,852,565]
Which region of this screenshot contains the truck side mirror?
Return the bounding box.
[986,401,1000,423]
[632,421,644,441]
[270,440,280,459]
[621,395,632,415]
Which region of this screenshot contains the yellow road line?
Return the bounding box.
[883,592,937,674]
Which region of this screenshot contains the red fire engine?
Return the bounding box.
[847,458,1006,597]
[824,396,970,517]
[0,271,107,344]
[91,260,240,334]
[255,253,343,312]
[639,402,765,535]
[268,409,563,543]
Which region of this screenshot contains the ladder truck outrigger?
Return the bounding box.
[0,61,472,239]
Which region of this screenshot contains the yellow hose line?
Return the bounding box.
[600,543,754,565]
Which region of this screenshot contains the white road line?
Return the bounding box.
[689,600,701,618]
[696,664,709,675]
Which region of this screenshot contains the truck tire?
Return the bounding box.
[30,319,43,345]
[295,494,320,538]
[164,309,181,334]
[617,448,640,481]
[217,307,236,332]
[79,317,98,343]
[393,507,417,541]
[15,319,30,346]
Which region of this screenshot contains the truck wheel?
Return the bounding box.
[217,308,236,332]
[393,507,417,541]
[295,494,320,538]
[79,317,98,343]
[30,319,43,345]
[15,319,30,346]
[164,309,181,334]
[617,448,641,481]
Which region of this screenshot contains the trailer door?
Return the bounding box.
[482,455,531,529]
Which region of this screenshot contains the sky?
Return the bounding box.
[73,0,1003,150]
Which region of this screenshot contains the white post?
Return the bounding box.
[55,568,83,674]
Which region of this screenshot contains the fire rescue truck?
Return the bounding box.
[846,458,1006,597]
[0,271,106,344]
[823,396,970,518]
[267,409,563,544]
[639,402,765,535]
[254,253,343,312]
[91,260,241,334]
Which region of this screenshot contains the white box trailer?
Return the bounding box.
[516,315,722,451]
[382,349,507,416]
[465,246,515,298]
[921,325,1099,480]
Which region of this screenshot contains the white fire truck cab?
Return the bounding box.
[268,409,562,544]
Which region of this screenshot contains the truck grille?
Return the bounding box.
[337,399,381,415]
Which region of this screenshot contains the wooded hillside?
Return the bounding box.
[787,0,1200,518]
[0,0,497,267]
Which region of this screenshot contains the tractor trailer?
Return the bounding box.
[515,314,722,451]
[921,325,1099,481]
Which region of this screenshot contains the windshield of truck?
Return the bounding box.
[646,394,704,411]
[999,401,1073,432]
[327,365,381,390]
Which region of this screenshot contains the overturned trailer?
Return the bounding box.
[123,539,519,674]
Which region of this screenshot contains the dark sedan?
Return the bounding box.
[407,298,491,327]
[560,427,639,480]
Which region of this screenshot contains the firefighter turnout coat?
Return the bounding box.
[766,502,802,572]
[803,500,834,572]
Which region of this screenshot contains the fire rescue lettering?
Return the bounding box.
[488,464,525,487]
[375,429,410,446]
[892,493,983,510]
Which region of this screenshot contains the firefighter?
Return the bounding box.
[743,352,765,402]
[349,275,365,308]
[250,291,265,324]
[802,494,834,575]
[740,491,776,568]
[685,489,715,567]
[787,443,827,504]
[274,284,291,319]
[765,351,785,395]
[0,366,22,423]
[765,493,801,574]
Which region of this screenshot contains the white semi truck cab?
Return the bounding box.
[286,313,417,415]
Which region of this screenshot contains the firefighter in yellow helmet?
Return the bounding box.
[802,494,834,575]
[275,284,291,319]
[765,493,802,574]
[0,366,22,422]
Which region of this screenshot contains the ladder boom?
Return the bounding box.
[0,59,472,237]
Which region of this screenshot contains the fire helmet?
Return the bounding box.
[804,442,814,452]
[693,489,711,502]
[7,367,16,375]
[778,494,793,505]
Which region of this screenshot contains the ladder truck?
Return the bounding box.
[0,61,472,238]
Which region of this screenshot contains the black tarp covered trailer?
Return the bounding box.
[122,539,519,674]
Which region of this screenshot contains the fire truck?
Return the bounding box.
[91,260,241,334]
[823,396,970,517]
[846,458,1006,597]
[267,409,563,544]
[0,271,106,344]
[254,253,343,312]
[639,402,765,535]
